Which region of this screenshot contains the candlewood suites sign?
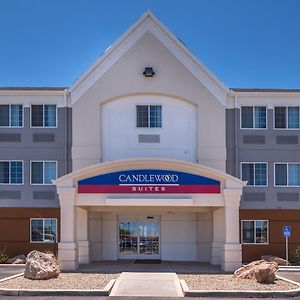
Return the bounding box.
[78,169,220,194]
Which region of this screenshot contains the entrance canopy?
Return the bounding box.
[54,157,245,208]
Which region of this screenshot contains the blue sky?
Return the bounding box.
[0,0,299,88]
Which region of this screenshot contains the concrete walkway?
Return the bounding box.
[109,262,184,297]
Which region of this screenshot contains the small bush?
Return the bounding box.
[0,244,9,263]
[292,246,300,265]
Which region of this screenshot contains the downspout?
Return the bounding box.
[234,94,239,177]
[63,89,69,175]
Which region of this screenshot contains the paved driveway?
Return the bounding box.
[0,265,24,280]
[278,271,300,284]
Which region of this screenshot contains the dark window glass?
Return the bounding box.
[31,219,44,242]
[10,161,23,184]
[149,105,162,127]
[275,107,286,128]
[256,221,268,243]
[31,162,43,184]
[242,163,254,186]
[0,162,9,184]
[0,105,9,126]
[241,107,253,128]
[136,105,149,127]
[288,107,300,129]
[254,107,267,128]
[242,221,255,243]
[31,219,57,242]
[44,105,56,127]
[254,163,267,186]
[10,105,22,127]
[275,164,287,186]
[31,105,44,127]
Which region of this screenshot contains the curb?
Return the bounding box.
[180,277,300,298]
[0,278,116,296]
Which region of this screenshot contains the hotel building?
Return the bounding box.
[0,12,299,271]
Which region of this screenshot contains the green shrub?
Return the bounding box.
[292,246,300,265]
[0,245,9,263]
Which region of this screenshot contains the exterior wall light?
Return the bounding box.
[143,67,155,77]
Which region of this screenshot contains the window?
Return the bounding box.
[274,107,300,129]
[31,105,57,127]
[275,163,300,186]
[30,218,57,243]
[242,220,268,244]
[31,161,57,184]
[241,163,267,186]
[0,161,23,184]
[241,106,267,129]
[136,105,162,128]
[0,105,23,127]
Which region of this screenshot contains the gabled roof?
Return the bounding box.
[69,11,230,106]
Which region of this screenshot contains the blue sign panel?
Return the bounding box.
[283,226,291,238]
[78,169,221,194]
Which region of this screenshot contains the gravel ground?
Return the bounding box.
[0,273,120,290]
[179,274,298,291]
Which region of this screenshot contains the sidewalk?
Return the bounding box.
[110,262,184,297]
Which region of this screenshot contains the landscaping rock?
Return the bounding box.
[6,254,26,264]
[261,255,290,266]
[233,260,278,284]
[24,250,60,280]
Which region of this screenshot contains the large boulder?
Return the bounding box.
[6,254,26,264]
[233,260,278,284]
[261,255,290,266]
[24,250,60,280]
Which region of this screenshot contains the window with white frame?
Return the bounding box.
[30,161,57,184]
[241,106,267,129]
[241,163,268,186]
[31,105,57,127]
[242,220,268,244]
[0,105,23,127]
[275,163,300,186]
[30,218,57,243]
[0,161,23,184]
[136,105,162,128]
[274,107,300,129]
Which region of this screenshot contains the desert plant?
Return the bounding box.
[0,244,9,263]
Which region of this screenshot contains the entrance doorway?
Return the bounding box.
[118,216,160,259]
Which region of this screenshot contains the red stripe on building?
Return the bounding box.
[78,184,220,194]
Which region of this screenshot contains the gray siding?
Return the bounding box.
[0,107,72,208]
[226,108,300,210]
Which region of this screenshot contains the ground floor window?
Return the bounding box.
[30,218,57,243]
[241,220,268,244]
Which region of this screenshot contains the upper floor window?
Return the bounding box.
[0,105,23,127]
[274,107,300,129]
[241,162,268,186]
[241,220,268,244]
[275,163,300,186]
[30,218,57,243]
[30,161,57,185]
[241,106,267,129]
[0,160,23,184]
[31,105,57,127]
[136,105,162,128]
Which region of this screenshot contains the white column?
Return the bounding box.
[77,207,89,264]
[57,187,78,271]
[221,188,242,272]
[210,208,224,265]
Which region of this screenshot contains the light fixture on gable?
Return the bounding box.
[143,67,155,77]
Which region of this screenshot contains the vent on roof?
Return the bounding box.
[0,191,21,199]
[0,133,21,142]
[33,133,55,142]
[243,135,265,144]
[138,134,160,143]
[277,192,299,201]
[243,193,266,201]
[276,135,298,144]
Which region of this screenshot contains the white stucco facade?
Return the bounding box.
[54,12,246,272]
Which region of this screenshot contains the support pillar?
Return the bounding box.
[57,187,78,271]
[210,208,224,265]
[221,188,242,272]
[77,207,89,264]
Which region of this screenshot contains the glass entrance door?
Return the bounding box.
[118,218,160,259]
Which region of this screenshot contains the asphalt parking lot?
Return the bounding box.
[278,271,300,284]
[0,265,24,280]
